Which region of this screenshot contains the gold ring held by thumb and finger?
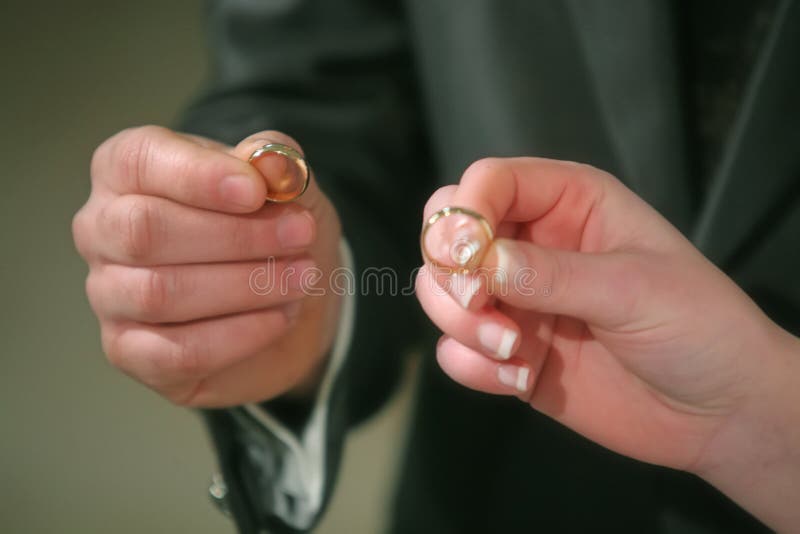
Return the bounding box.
[421,206,494,274]
[248,143,310,203]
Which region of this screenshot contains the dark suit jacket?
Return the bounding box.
[181,0,800,532]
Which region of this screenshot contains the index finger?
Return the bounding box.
[92,125,267,213]
[421,157,607,273]
[451,157,606,237]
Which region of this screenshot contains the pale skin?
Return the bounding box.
[417,158,800,532]
[74,128,800,531]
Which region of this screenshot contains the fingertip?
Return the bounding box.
[423,185,458,219]
[453,157,513,229]
[497,363,533,394]
[476,322,520,361]
[436,336,520,395]
[276,209,316,250]
[434,335,457,368]
[483,238,527,272]
[480,238,525,298]
[437,271,490,311]
[413,264,431,298]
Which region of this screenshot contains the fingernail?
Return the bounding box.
[491,239,525,286]
[477,323,517,360]
[449,273,482,309]
[277,211,314,249]
[497,364,530,393]
[220,174,259,209]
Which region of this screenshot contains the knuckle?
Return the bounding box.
[113,125,163,191]
[84,270,105,316]
[463,157,503,182]
[607,256,650,325]
[550,250,573,303]
[71,207,93,259]
[122,199,152,260]
[170,337,204,378]
[101,321,206,384]
[132,268,173,320]
[163,381,206,408]
[100,323,129,372]
[108,196,159,262]
[162,333,206,379]
[99,319,207,391]
[90,143,110,186]
[571,162,617,195]
[229,216,256,257]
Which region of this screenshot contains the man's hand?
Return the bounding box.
[416,157,800,530]
[73,126,342,407]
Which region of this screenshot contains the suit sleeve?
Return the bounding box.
[177,1,434,532]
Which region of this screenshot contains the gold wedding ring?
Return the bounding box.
[421,206,494,274]
[248,143,310,202]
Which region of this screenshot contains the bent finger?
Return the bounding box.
[93,125,267,213]
[93,195,315,265]
[416,267,520,361]
[88,258,316,323]
[436,336,533,396]
[103,305,301,390]
[451,157,605,233]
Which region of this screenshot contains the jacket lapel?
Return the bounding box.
[692,0,800,266]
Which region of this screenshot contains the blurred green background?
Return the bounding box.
[0,2,415,532]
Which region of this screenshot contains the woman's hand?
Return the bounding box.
[416,157,800,530]
[73,126,343,407]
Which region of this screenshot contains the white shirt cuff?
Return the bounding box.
[240,238,355,528]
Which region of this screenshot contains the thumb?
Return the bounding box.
[483,238,648,329]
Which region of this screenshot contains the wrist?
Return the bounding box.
[693,323,800,531]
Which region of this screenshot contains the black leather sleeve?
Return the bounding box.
[177,1,434,531]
